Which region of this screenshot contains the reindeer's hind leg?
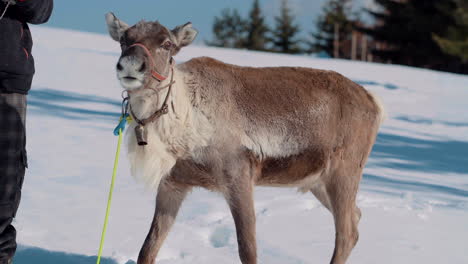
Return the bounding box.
[310,183,361,224]
[312,164,362,264]
[310,182,332,212]
[137,180,191,264]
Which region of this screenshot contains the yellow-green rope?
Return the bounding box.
[96,128,123,264]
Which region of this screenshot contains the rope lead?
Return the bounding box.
[0,1,11,21]
[96,128,123,264]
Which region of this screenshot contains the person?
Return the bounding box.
[0,0,53,263]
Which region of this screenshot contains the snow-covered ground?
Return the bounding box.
[11,26,468,264]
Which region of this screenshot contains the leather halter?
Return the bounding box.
[129,43,169,82]
[129,67,175,126]
[124,42,176,126]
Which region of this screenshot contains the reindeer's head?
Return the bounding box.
[105,13,198,91]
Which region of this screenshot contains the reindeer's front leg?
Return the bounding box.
[224,159,258,264]
[137,180,191,264]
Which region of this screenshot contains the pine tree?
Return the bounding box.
[245,0,270,51]
[433,0,468,62]
[207,8,247,49]
[310,0,354,58]
[271,0,303,54]
[361,0,459,71]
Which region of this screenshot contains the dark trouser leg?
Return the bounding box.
[0,93,27,263]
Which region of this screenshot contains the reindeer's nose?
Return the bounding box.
[138,61,146,73]
[116,62,123,71]
[116,55,146,75]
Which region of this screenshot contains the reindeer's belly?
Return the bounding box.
[256,148,329,191]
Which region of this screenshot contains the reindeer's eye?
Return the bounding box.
[161,41,173,50]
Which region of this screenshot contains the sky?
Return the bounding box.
[46,0,370,45]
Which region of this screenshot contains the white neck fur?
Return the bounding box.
[125,66,212,190]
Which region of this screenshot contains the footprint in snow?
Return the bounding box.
[209,226,233,248]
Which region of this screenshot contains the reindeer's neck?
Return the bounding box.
[128,67,212,157]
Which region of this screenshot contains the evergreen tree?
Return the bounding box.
[245,0,270,51]
[310,0,354,57]
[271,0,303,54]
[434,0,468,62]
[207,8,247,48]
[361,0,459,71]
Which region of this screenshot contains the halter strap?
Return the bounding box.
[129,67,175,126]
[129,43,168,82]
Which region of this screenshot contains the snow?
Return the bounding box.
[11,26,468,264]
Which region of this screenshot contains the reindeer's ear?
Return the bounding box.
[105,12,129,41]
[172,22,198,50]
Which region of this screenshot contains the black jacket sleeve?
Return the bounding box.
[13,0,54,24]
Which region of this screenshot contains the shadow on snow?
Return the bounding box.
[371,132,468,175]
[395,115,468,127]
[364,131,468,207]
[13,246,124,264]
[28,88,121,121]
[353,80,400,90]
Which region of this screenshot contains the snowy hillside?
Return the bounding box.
[12,26,468,264]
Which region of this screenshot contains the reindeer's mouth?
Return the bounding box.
[118,75,144,90]
[123,76,138,81]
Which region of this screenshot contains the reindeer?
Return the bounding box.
[105,12,384,264]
